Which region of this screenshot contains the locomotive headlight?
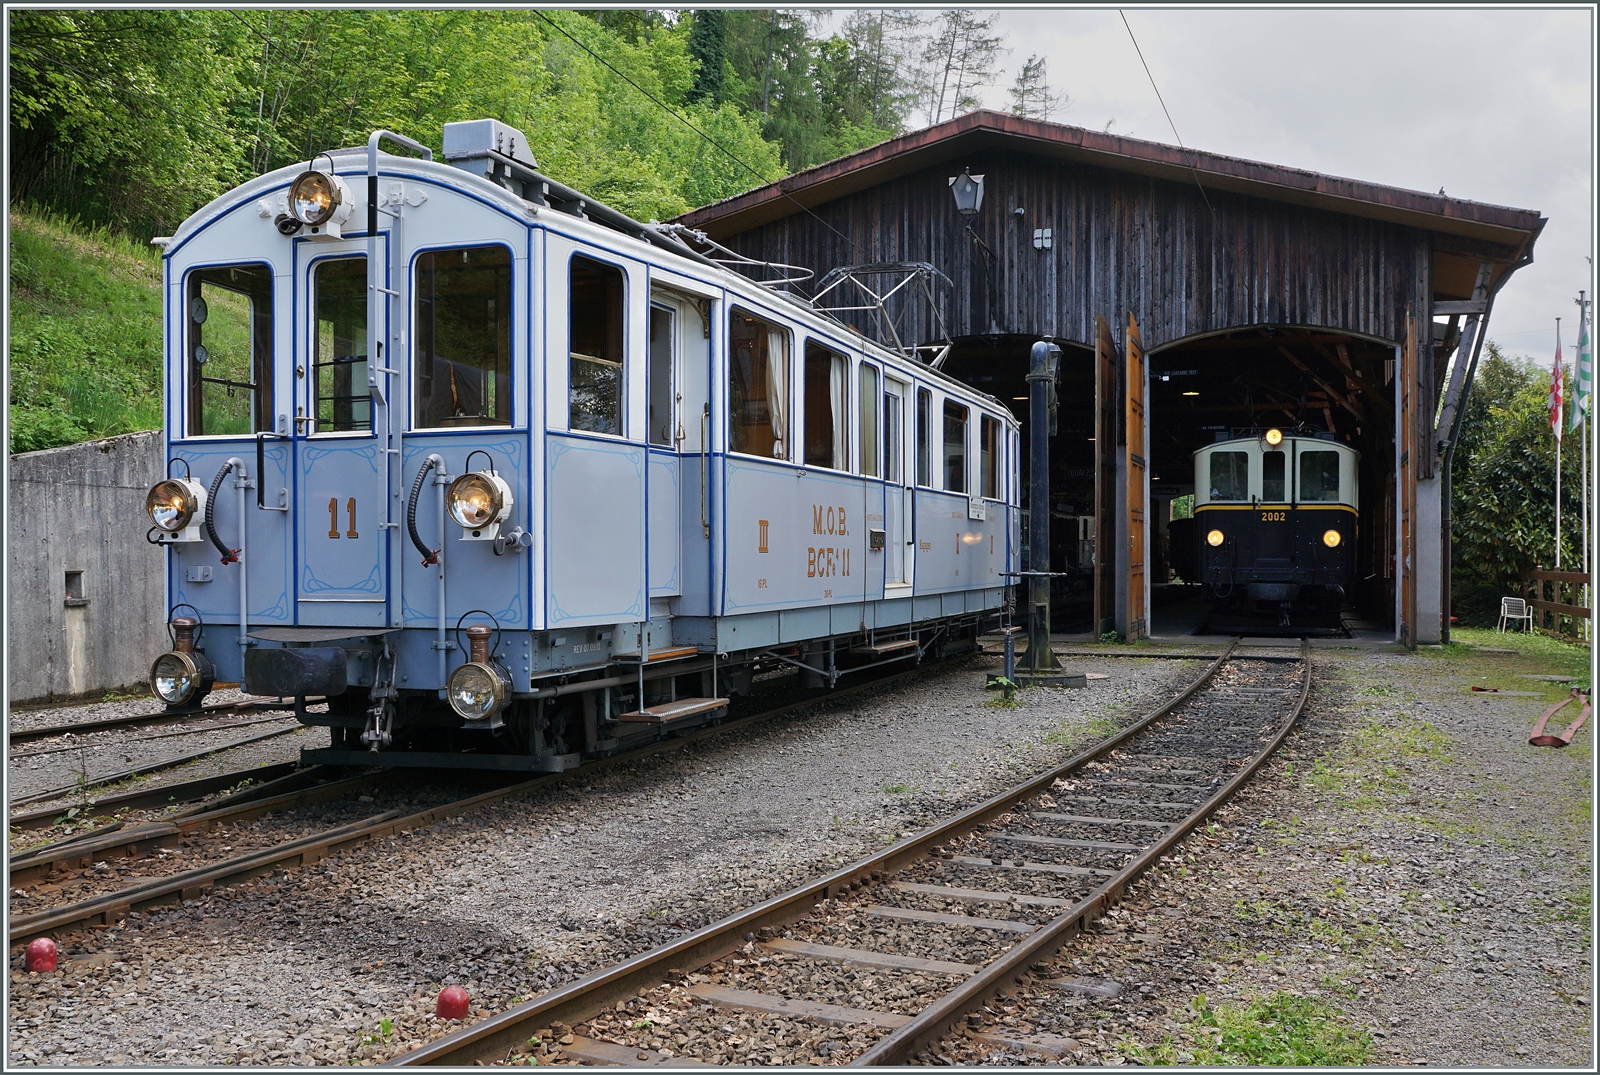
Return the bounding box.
[447,470,514,539]
[1265,428,1283,446]
[146,477,206,541]
[1323,529,1343,548]
[289,170,339,225]
[287,168,353,239]
[150,650,214,707]
[1206,529,1225,547]
[447,661,510,721]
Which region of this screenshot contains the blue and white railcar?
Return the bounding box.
[141,119,1022,769]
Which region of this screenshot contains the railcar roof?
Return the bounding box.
[161,147,1014,419]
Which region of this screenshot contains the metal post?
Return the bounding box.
[1026,340,1062,672]
[429,454,449,693]
[1003,630,1016,683]
[229,458,250,660]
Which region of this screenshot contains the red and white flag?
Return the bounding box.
[1551,334,1564,440]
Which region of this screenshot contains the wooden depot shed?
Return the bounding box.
[676,110,1544,646]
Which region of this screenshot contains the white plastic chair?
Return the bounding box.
[1497,596,1534,633]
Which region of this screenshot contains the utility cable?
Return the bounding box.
[1118,10,1214,214]
[531,10,868,273]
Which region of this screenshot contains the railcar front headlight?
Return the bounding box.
[147,480,197,532]
[150,650,215,707]
[289,170,339,225]
[1265,428,1283,446]
[1206,529,1225,547]
[146,477,207,542]
[447,662,510,722]
[287,168,353,239]
[1323,529,1342,548]
[447,470,514,539]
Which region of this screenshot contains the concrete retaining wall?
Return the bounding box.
[8,431,167,704]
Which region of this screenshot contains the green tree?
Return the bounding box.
[1450,341,1587,624]
[921,10,1008,125]
[684,8,726,106]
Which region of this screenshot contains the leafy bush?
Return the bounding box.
[1451,342,1587,626]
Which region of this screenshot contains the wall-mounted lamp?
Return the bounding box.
[948,169,985,216]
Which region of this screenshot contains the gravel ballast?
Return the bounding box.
[938,634,1593,1068]
[6,652,1199,1065]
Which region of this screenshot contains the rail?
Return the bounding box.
[390,642,1246,1066]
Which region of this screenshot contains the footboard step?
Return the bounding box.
[615,698,727,724]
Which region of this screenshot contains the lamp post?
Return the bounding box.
[948,169,999,333]
[1025,339,1063,673]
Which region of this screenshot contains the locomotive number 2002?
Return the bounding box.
[1260,511,1286,522]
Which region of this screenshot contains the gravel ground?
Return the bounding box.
[5,652,1199,1066]
[7,688,312,809]
[937,633,1594,1067]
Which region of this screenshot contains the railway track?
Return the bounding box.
[390,639,1311,1067]
[8,695,303,748]
[7,655,968,952]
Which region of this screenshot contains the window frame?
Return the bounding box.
[409,240,516,432]
[647,300,678,448]
[565,250,630,439]
[915,386,934,488]
[726,303,794,463]
[801,337,849,471]
[857,360,880,478]
[1206,450,1251,503]
[941,396,970,494]
[182,260,276,440]
[979,412,1001,500]
[1297,448,1344,503]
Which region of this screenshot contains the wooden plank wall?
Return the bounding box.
[720,148,1434,359]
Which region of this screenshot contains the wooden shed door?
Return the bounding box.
[1398,309,1418,646]
[1094,315,1119,635]
[1124,312,1149,641]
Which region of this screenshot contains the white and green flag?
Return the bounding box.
[1573,300,1592,432]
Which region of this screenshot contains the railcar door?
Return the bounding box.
[647,295,684,596]
[883,377,911,588]
[295,238,390,627]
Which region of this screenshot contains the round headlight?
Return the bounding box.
[147,479,198,532]
[1323,529,1342,548]
[151,651,200,705]
[447,472,508,530]
[289,170,339,225]
[447,662,508,721]
[1206,529,1225,547]
[1265,428,1283,446]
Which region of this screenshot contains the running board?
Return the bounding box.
[612,646,701,664]
[849,638,919,657]
[615,697,728,724]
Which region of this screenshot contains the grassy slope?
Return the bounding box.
[8,207,165,454]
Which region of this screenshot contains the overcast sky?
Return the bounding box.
[840,4,1595,367]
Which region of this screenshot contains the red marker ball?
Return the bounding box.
[436,985,470,1020]
[24,938,58,973]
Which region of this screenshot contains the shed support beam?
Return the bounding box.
[1433,260,1494,463]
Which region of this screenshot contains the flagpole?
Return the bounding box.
[1555,317,1562,572]
[1580,292,1592,641]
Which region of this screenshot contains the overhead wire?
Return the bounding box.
[531,9,867,273]
[1118,9,1215,214]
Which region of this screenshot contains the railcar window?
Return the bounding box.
[1208,452,1248,501]
[859,363,880,477]
[803,342,847,470]
[943,400,969,493]
[980,415,1000,498]
[729,308,791,459]
[883,388,903,483]
[648,305,675,446]
[1300,450,1341,501]
[414,246,512,429]
[187,264,273,436]
[313,257,370,433]
[1262,450,1285,501]
[915,388,932,486]
[568,256,626,435]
